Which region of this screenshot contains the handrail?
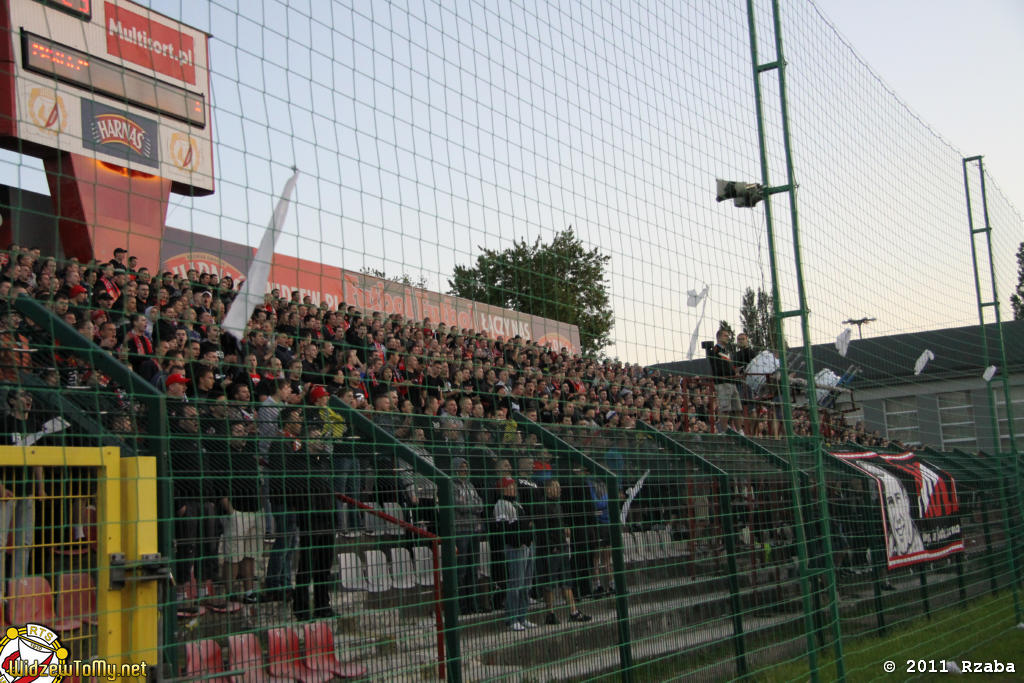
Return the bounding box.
[325,398,460,683]
[335,492,445,680]
[334,492,436,540]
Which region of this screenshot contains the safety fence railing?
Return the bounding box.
[0,296,1021,683]
[0,299,1022,682]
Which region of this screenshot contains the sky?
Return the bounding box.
[2,0,1021,366]
[814,0,1024,215]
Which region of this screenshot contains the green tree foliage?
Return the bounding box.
[1011,241,1024,321]
[359,267,428,290]
[739,286,778,350]
[718,320,734,336]
[448,228,613,355]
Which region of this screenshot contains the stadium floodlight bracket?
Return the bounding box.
[715,178,765,208]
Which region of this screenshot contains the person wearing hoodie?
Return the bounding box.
[453,457,484,614]
[536,479,592,625]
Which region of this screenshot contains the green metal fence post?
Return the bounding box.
[962,155,1023,624]
[871,562,887,637]
[741,1,845,677]
[917,564,931,619]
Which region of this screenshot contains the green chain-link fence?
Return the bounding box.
[0,0,1020,681]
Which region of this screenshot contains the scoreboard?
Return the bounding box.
[0,0,213,194]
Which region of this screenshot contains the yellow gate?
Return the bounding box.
[0,446,159,674]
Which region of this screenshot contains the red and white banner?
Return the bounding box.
[160,226,581,354]
[831,451,962,570]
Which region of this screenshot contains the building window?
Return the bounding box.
[884,396,920,446]
[937,390,976,450]
[995,385,1024,452]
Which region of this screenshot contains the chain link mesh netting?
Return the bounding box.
[0,0,1020,680]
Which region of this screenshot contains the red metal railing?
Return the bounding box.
[335,493,445,680]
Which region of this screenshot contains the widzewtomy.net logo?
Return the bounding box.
[0,624,148,682]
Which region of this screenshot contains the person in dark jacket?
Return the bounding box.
[268,406,335,620]
[221,420,263,604]
[536,480,592,625]
[562,464,596,599]
[168,400,205,616]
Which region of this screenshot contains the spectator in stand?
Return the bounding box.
[536,479,591,625]
[1,389,46,591]
[168,401,206,615]
[452,457,484,614]
[165,372,190,400]
[494,477,536,631]
[271,405,334,620]
[707,327,742,433]
[733,332,757,433]
[515,457,541,603]
[588,475,613,597]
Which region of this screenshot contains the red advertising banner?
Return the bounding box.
[831,450,962,570]
[105,2,197,85]
[159,227,581,353]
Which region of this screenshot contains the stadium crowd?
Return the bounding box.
[0,244,894,626]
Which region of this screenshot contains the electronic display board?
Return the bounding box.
[0,0,214,194]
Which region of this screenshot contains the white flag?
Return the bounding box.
[620,469,650,524]
[835,328,852,357]
[221,169,300,341]
[687,285,709,307]
[982,365,997,382]
[914,349,934,375]
[686,288,710,360]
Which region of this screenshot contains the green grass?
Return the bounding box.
[596,590,1023,682]
[758,591,1023,682]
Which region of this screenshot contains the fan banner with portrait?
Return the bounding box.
[832,451,962,569]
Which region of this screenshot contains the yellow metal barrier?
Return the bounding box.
[0,446,158,671]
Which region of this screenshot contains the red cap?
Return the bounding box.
[165,373,190,388]
[70,285,88,297]
[309,385,330,402]
[90,310,107,322]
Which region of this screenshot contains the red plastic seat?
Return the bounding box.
[203,579,241,614]
[7,576,79,632]
[184,639,232,683]
[303,621,366,679]
[265,628,331,683]
[227,633,295,683]
[57,572,98,626]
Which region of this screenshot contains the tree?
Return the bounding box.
[718,320,734,336]
[1011,241,1024,321]
[359,267,428,290]
[739,286,778,350]
[448,227,613,355]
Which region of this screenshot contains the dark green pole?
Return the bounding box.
[962,156,1022,624]
[742,2,845,678]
